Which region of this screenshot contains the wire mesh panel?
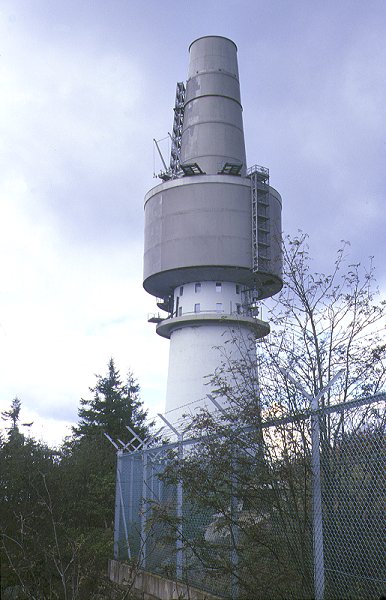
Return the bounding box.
[259,416,314,599]
[179,439,232,598]
[142,450,179,577]
[113,395,385,600]
[114,453,143,560]
[321,400,385,600]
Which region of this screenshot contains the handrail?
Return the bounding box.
[164,307,263,320]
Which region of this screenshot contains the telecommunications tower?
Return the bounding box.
[143,36,283,423]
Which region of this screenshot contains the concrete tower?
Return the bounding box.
[143,36,282,423]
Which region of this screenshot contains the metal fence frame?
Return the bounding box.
[113,392,385,599]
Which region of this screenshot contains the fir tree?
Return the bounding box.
[73,358,150,444]
[1,397,21,434]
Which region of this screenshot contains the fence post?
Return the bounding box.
[140,444,148,569]
[176,436,184,580]
[280,370,344,600]
[230,440,239,600]
[128,455,134,523]
[311,405,325,600]
[158,414,184,580]
[113,450,122,559]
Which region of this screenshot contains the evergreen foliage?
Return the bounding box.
[73,357,149,444]
[1,397,22,434]
[1,359,149,599]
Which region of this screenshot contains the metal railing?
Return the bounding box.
[154,306,264,321]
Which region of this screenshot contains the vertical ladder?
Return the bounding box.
[248,165,270,273]
[169,82,185,177]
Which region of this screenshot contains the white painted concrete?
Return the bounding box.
[164,320,256,423]
[173,280,244,317]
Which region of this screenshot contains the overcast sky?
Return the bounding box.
[0,0,385,446]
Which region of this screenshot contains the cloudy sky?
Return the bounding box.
[0,0,385,446]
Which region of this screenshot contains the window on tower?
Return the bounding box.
[195,283,201,293]
[180,286,184,296]
[216,303,223,313]
[194,303,200,313]
[216,282,222,293]
[236,284,240,294]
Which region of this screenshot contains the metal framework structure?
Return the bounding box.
[247,164,271,273]
[112,392,385,600]
[169,82,185,178]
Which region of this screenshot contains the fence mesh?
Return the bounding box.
[114,395,385,599]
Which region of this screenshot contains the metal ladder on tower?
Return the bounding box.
[169,82,185,178]
[247,165,271,273]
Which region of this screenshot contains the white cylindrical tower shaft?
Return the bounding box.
[157,280,267,421]
[165,322,257,420]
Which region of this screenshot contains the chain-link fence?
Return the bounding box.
[114,393,385,599]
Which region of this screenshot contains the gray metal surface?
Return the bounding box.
[143,176,252,297]
[143,175,282,299]
[184,37,244,177]
[143,36,283,301]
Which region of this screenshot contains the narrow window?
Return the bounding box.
[216,302,223,313]
[236,303,241,314]
[216,282,222,293]
[195,282,201,293]
[178,306,182,316]
[194,303,200,313]
[180,286,184,296]
[236,284,240,294]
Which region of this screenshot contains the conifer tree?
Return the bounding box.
[61,359,150,533]
[73,357,150,444]
[1,397,22,437]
